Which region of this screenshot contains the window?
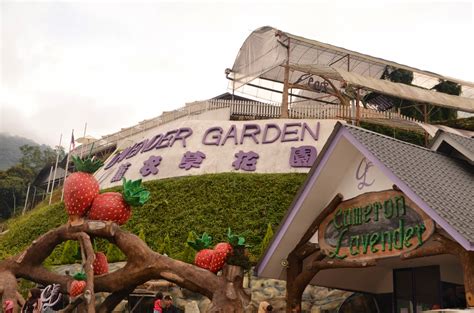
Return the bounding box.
[393,266,441,313]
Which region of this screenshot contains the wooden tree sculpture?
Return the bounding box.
[0,157,250,312]
[402,233,474,307]
[0,221,251,312]
[285,194,375,313]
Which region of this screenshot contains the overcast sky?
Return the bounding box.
[1,0,473,147]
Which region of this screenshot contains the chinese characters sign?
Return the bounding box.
[95,120,339,189]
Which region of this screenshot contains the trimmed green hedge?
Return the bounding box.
[360,122,425,146]
[0,173,306,263]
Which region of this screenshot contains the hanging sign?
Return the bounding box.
[318,190,434,261]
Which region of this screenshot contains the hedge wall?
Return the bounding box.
[360,121,425,146]
[0,173,306,264]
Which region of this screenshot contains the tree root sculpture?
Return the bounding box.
[0,220,250,313]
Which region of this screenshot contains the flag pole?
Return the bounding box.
[49,133,62,205]
[45,165,54,196]
[61,129,74,201]
[80,122,87,158]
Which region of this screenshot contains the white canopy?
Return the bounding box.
[230,26,474,113]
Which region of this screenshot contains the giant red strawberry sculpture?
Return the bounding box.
[93,252,109,275]
[69,273,86,297]
[64,156,103,223]
[188,232,234,273]
[88,178,150,225]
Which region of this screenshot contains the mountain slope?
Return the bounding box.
[0,133,49,170]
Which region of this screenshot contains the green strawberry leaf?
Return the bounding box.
[187,232,212,251]
[72,156,103,173]
[73,272,86,281]
[227,228,248,248]
[122,178,150,207]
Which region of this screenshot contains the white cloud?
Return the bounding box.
[1,1,473,146]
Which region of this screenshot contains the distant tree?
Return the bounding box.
[19,144,64,174]
[380,67,461,122]
[0,175,23,217]
[430,80,461,121]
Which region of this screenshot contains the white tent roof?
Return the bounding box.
[291,64,474,113]
[230,26,474,112]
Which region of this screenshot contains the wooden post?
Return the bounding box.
[281,38,290,118]
[402,234,474,308]
[286,253,305,313]
[423,104,429,146]
[461,251,474,307]
[285,194,343,312]
[356,88,361,126]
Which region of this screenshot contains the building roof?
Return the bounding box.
[443,132,474,154]
[257,122,473,278]
[429,129,474,165]
[343,124,474,244]
[230,26,474,112]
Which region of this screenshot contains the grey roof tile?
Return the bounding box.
[343,124,474,244]
[443,131,474,154]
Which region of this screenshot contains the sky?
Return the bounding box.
[1,0,473,147]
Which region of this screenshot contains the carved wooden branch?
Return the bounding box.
[60,296,84,313]
[401,232,474,307]
[0,220,249,312]
[70,232,95,312]
[308,258,376,271]
[96,286,136,313]
[401,233,462,259]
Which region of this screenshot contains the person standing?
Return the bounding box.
[3,300,14,313]
[153,292,163,313]
[21,288,42,313]
[162,295,180,313]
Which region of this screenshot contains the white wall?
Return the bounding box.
[95,118,342,189]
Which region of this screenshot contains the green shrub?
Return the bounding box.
[360,122,425,146]
[106,243,126,262]
[138,228,146,245]
[259,223,274,256]
[160,234,172,256]
[0,173,307,264]
[60,240,80,265]
[177,231,196,263]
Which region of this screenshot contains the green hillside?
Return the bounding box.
[0,173,306,263]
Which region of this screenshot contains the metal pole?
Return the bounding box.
[12,191,16,215]
[61,129,74,201]
[281,38,290,118]
[80,122,87,158]
[46,166,54,195]
[61,152,71,201]
[32,186,37,208]
[49,134,62,205]
[22,183,31,215]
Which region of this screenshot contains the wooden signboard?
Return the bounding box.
[318,190,434,261]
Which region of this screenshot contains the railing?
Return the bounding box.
[71,99,421,157]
